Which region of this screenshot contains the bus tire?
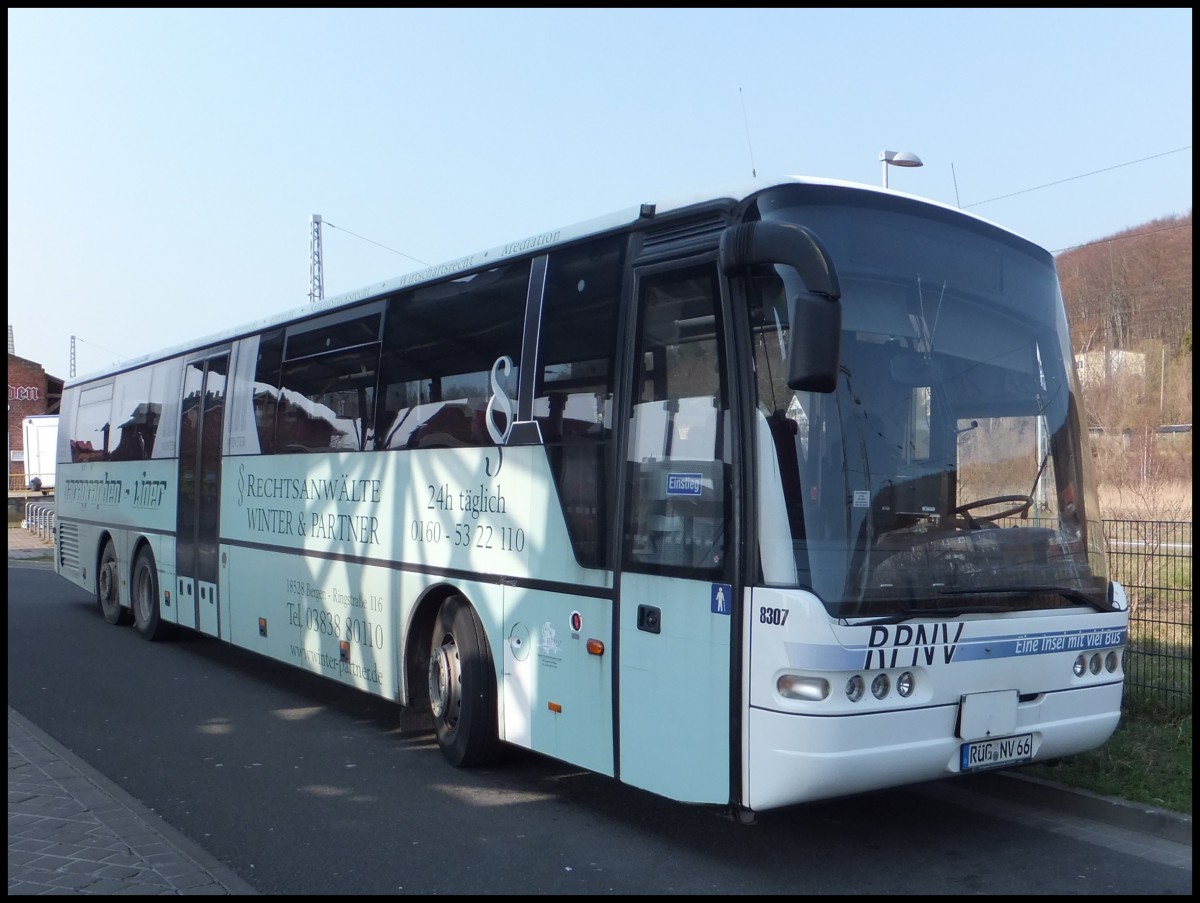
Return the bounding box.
[131,548,169,641]
[97,541,131,625]
[427,595,503,767]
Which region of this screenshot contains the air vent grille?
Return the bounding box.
[637,216,726,262]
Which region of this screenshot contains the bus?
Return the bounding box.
[54,176,1128,820]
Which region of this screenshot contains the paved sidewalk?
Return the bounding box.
[8,709,258,895]
[7,520,56,563]
[8,525,256,894]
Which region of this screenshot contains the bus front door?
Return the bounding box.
[616,263,736,805]
[175,353,228,637]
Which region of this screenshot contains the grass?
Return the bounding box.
[1020,693,1193,815]
[1032,497,1194,818]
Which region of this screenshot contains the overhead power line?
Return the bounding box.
[1054,220,1192,255]
[72,335,124,358]
[965,146,1191,209]
[69,335,126,378]
[323,220,431,268]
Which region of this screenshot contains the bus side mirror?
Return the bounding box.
[720,221,842,393]
[788,292,842,393]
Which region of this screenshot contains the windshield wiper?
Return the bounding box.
[936,584,1120,614]
[846,584,1120,626]
[848,604,1010,626]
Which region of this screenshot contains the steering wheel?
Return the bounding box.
[950,494,1034,528]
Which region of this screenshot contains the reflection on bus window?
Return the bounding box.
[376,261,530,450]
[623,266,731,577]
[533,238,624,567]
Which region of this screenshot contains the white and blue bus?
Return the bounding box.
[54,176,1128,819]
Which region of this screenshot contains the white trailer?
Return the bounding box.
[21,414,59,493]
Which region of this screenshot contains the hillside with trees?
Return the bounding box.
[1056,210,1192,520]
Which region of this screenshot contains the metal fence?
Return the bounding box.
[1103,519,1193,717]
[20,503,1192,713]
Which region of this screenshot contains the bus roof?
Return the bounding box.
[66,175,1024,387]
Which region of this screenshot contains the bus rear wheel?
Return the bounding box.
[427,596,502,767]
[97,541,131,625]
[132,548,169,641]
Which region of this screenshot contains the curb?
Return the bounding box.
[9,707,259,895]
[8,522,56,566]
[985,770,1192,846]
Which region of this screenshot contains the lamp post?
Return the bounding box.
[880,150,923,188]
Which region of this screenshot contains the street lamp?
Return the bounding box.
[880,150,923,188]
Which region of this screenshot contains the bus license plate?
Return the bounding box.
[960,733,1033,771]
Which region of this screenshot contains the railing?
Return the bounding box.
[23,498,56,545]
[1103,519,1192,716]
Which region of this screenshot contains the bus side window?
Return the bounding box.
[70,382,115,462]
[535,238,624,568]
[275,310,381,454]
[253,330,284,455]
[275,349,378,453]
[376,261,530,450]
[107,369,160,462]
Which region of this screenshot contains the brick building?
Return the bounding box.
[8,352,64,492]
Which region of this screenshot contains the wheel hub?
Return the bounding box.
[134,572,149,622]
[428,643,458,721]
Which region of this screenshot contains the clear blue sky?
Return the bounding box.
[8,8,1193,381]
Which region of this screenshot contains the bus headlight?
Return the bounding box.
[846,675,865,702]
[777,674,830,701]
[871,673,890,700]
[1073,654,1087,677]
[1089,653,1103,675]
[897,671,915,698]
[1105,650,1120,673]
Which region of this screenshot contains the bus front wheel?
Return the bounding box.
[427,596,503,767]
[132,548,169,641]
[97,541,131,625]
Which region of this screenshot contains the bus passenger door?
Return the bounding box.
[176,353,228,636]
[617,263,736,805]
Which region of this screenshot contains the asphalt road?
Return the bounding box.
[7,565,1192,895]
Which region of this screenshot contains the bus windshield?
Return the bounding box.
[749,185,1110,620]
